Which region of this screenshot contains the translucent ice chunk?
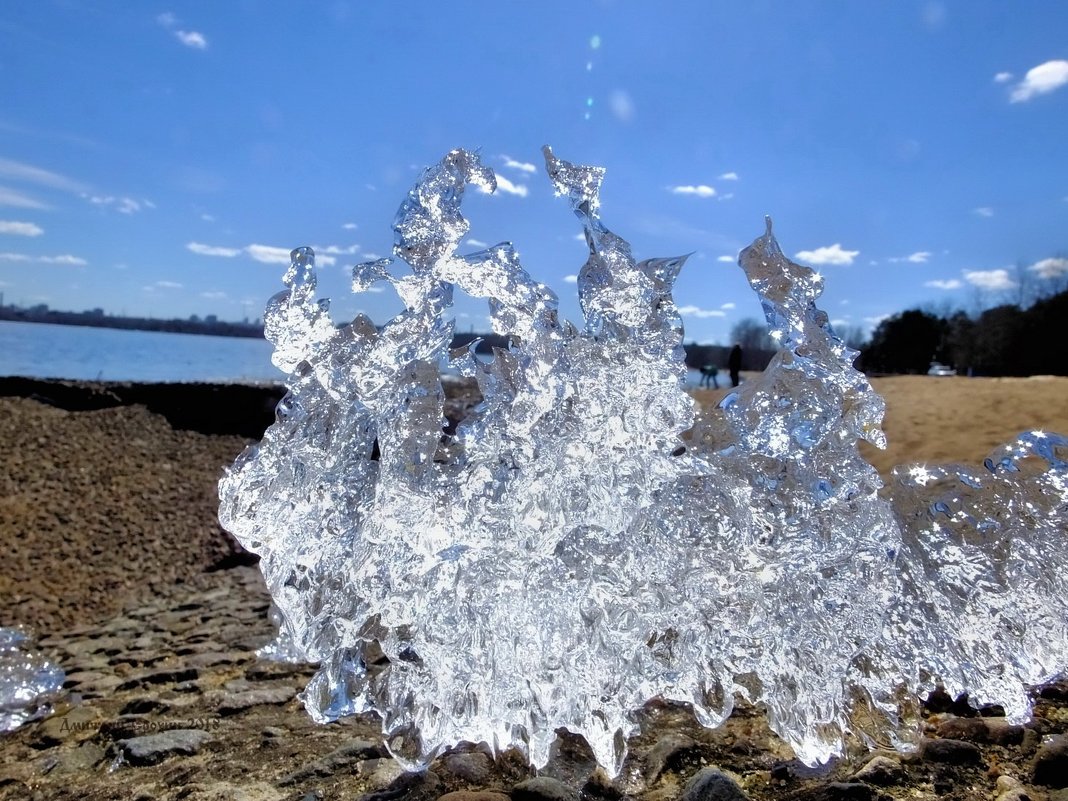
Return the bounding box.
[219,148,1068,775]
[0,627,64,732]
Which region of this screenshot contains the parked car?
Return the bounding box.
[927,362,957,377]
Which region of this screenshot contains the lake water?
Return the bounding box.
[0,321,716,388]
[0,321,281,384]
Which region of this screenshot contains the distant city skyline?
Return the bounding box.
[1,2,1066,343]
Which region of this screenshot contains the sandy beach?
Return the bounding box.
[1,375,1067,801]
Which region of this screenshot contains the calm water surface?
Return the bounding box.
[0,321,280,384]
[0,321,715,387]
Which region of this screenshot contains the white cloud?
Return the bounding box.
[1010,59,1068,103]
[200,213,215,222]
[465,238,488,248]
[245,244,294,264]
[564,274,578,283]
[889,251,932,263]
[794,243,860,266]
[925,278,962,290]
[973,206,994,217]
[717,192,734,201]
[0,186,48,209]
[87,195,149,214]
[187,242,241,257]
[480,174,528,198]
[157,12,177,27]
[1030,257,1068,279]
[719,172,739,181]
[201,290,227,300]
[314,244,360,255]
[573,233,586,243]
[500,156,536,174]
[0,157,88,193]
[608,89,636,122]
[678,304,726,318]
[864,313,890,326]
[670,185,716,198]
[720,302,736,310]
[0,221,43,236]
[0,252,86,265]
[994,71,1014,84]
[154,280,183,289]
[964,268,1016,291]
[716,254,736,263]
[175,30,208,49]
[342,222,358,230]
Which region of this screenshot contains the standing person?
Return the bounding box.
[728,344,742,388]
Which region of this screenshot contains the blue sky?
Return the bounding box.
[1,2,1066,344]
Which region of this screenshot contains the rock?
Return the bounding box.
[32,705,102,747]
[679,767,749,801]
[994,774,1031,801]
[645,733,699,783]
[215,686,297,714]
[442,751,494,783]
[1034,734,1068,788]
[118,728,213,766]
[920,737,983,765]
[438,792,510,801]
[512,776,581,801]
[52,742,107,774]
[116,666,199,691]
[277,739,385,784]
[936,716,1026,746]
[802,784,879,801]
[850,755,902,786]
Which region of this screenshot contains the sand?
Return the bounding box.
[692,374,1068,478]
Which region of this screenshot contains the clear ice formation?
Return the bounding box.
[0,627,64,732]
[218,147,1068,775]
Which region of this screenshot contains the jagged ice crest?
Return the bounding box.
[218,147,1068,776]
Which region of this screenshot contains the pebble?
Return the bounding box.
[679,767,749,801]
[441,751,494,783]
[850,755,903,786]
[1034,734,1068,788]
[919,737,983,765]
[117,728,213,766]
[215,685,297,714]
[511,776,581,801]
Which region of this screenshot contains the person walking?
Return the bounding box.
[728,344,742,388]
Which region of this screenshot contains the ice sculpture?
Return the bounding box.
[218,147,1068,775]
[0,627,64,732]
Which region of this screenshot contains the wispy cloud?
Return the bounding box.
[154,280,183,289]
[342,222,358,230]
[0,252,86,265]
[994,71,1013,84]
[563,274,578,283]
[0,186,48,210]
[794,243,860,266]
[1029,257,1068,279]
[500,155,536,174]
[925,278,962,290]
[200,290,227,300]
[678,304,726,318]
[973,206,994,217]
[187,241,336,266]
[716,254,736,263]
[87,195,150,214]
[465,238,488,248]
[0,220,43,236]
[608,89,636,122]
[0,157,88,194]
[314,244,360,256]
[187,242,240,257]
[964,268,1015,291]
[889,251,931,264]
[480,174,528,198]
[175,30,207,49]
[718,171,739,181]
[1010,59,1068,103]
[157,11,208,50]
[669,185,716,198]
[246,244,305,265]
[720,302,736,310]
